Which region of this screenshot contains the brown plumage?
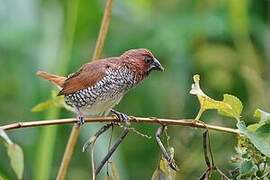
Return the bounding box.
[37,48,164,123]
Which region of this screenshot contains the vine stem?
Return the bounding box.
[0,116,239,135]
[56,0,113,179]
[92,0,113,60]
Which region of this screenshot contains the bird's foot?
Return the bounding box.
[111,109,130,125]
[76,116,85,126]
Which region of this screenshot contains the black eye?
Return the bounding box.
[144,56,152,63]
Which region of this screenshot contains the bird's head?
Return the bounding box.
[121,49,164,75]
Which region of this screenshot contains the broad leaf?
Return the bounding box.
[0,129,24,179]
[7,144,24,179]
[237,121,270,157]
[218,94,243,120]
[190,74,231,111]
[254,109,270,124]
[239,160,257,176]
[190,74,242,120]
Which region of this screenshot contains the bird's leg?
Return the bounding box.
[75,107,85,126]
[155,126,178,171]
[110,109,129,125]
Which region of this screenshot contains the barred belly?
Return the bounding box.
[64,67,136,116]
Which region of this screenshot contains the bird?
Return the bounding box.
[37,48,164,125]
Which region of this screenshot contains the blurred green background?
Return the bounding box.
[0,0,269,179]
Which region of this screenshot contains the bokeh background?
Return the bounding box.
[0,0,270,179]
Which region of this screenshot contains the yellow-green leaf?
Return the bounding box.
[247,123,260,132]
[218,94,243,120]
[0,129,13,144]
[190,74,236,120]
[31,94,64,112]
[7,144,24,179]
[105,162,120,180]
[254,109,270,123]
[151,158,176,180]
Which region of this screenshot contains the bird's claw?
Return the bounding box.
[111,109,130,125]
[76,116,85,126]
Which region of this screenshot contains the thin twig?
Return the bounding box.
[82,123,113,152]
[0,117,240,135]
[95,128,129,175]
[91,144,96,180]
[56,125,81,180]
[106,125,114,176]
[92,0,113,60]
[155,126,178,170]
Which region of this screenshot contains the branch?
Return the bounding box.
[0,116,239,135]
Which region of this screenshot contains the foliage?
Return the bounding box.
[0,130,24,179]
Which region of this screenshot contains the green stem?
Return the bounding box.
[195,108,205,121]
[34,0,79,179]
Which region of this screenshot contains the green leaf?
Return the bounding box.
[237,121,270,157]
[218,94,243,120]
[256,123,270,143]
[254,109,270,124]
[239,160,257,176]
[7,144,24,179]
[151,158,176,180]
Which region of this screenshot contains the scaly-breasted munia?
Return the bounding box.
[37,48,164,124]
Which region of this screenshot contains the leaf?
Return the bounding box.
[111,162,120,180]
[239,160,257,176]
[218,94,243,120]
[254,109,270,124]
[0,129,13,144]
[151,158,176,180]
[247,123,260,132]
[105,162,120,180]
[237,121,270,157]
[31,91,65,112]
[190,74,231,111]
[32,90,73,112]
[256,123,270,143]
[7,144,24,179]
[190,74,242,120]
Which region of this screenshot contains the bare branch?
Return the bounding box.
[0,116,239,135]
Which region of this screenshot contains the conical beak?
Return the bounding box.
[151,58,164,71]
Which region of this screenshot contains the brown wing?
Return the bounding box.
[58,58,119,96]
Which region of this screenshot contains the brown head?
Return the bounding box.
[120,49,164,77]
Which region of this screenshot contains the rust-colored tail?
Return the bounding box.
[36,71,66,88]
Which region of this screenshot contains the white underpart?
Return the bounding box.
[80,93,124,117]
